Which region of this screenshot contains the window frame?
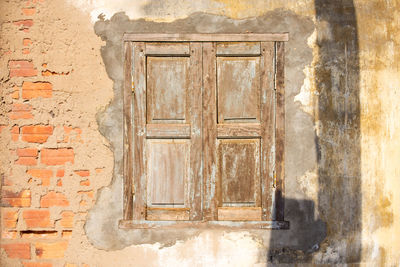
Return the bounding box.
[120,33,289,230]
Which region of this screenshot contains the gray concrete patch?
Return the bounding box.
[86,10,320,253]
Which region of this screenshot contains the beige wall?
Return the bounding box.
[1,0,399,266]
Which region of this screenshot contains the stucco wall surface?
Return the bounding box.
[0,0,399,266]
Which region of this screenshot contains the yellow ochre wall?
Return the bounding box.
[1,0,399,266]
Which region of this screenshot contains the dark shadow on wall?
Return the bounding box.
[268,198,326,263]
[268,0,361,264]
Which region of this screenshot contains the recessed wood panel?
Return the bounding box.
[147,140,189,206]
[217,139,260,206]
[217,123,261,138]
[145,43,189,55]
[218,207,261,221]
[217,57,260,123]
[216,42,260,56]
[146,124,191,138]
[146,208,189,221]
[147,57,189,122]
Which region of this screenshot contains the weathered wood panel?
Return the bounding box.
[145,42,189,55]
[147,139,189,206]
[147,57,189,122]
[202,42,218,220]
[260,42,275,221]
[146,124,190,138]
[144,42,203,221]
[120,218,289,230]
[217,57,260,123]
[217,123,261,138]
[124,33,289,42]
[217,207,261,221]
[132,42,147,221]
[216,42,260,56]
[123,41,133,220]
[146,208,189,221]
[217,139,260,205]
[188,42,203,220]
[275,42,285,221]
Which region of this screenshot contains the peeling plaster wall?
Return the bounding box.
[1,0,400,266]
[86,11,321,253]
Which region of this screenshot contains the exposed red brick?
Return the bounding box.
[1,243,31,259]
[21,231,57,239]
[22,82,52,99]
[23,262,53,267]
[80,179,90,186]
[9,60,33,69]
[21,125,53,143]
[11,126,19,141]
[23,38,32,46]
[27,169,52,179]
[10,103,33,120]
[16,148,38,166]
[17,148,38,157]
[56,169,64,177]
[12,86,20,99]
[22,48,30,54]
[40,191,69,207]
[16,157,37,165]
[2,230,18,239]
[2,209,18,228]
[23,210,52,228]
[56,179,62,186]
[13,19,33,27]
[22,8,36,15]
[60,211,74,228]
[1,189,31,207]
[41,148,74,165]
[27,169,53,186]
[8,60,37,77]
[74,170,89,177]
[35,241,68,259]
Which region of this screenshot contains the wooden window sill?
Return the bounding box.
[119,220,289,230]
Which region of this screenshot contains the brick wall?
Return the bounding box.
[1,1,102,266]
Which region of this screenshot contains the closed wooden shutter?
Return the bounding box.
[203,41,277,221]
[131,42,202,221]
[122,34,287,228]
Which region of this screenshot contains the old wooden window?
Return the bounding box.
[120,34,288,229]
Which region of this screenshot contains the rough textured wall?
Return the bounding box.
[0,0,399,266]
[85,11,322,253]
